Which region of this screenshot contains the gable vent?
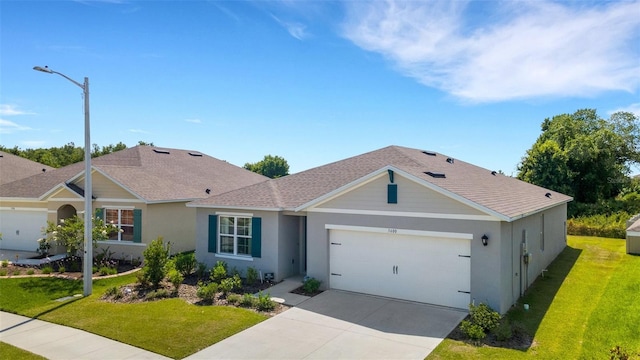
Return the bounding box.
[422,151,437,156]
[153,149,170,154]
[446,157,454,164]
[189,152,203,157]
[425,171,446,178]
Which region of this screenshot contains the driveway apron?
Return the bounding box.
[186,290,467,360]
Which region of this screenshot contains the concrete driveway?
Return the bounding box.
[186,290,467,360]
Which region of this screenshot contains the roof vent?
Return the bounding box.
[491,171,497,176]
[425,171,446,178]
[42,168,46,172]
[153,149,170,154]
[446,157,454,164]
[422,151,437,156]
[189,152,203,157]
[205,188,211,194]
[545,192,552,198]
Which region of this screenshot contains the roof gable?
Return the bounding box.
[0,146,268,202]
[189,145,573,221]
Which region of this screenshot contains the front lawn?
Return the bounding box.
[429,235,640,359]
[0,342,47,360]
[0,273,267,359]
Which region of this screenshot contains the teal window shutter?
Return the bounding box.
[208,215,218,253]
[95,208,104,220]
[133,209,142,243]
[388,184,398,204]
[251,217,261,258]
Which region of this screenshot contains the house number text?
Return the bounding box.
[388,228,398,234]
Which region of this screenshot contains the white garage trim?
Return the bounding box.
[0,207,48,212]
[325,224,473,240]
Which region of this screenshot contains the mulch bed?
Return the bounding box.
[446,319,535,350]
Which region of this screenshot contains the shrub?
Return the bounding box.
[302,277,321,293]
[1,260,8,268]
[230,266,243,278]
[0,269,7,276]
[567,212,629,239]
[255,292,276,312]
[141,237,170,288]
[245,266,258,285]
[196,282,218,303]
[195,262,208,279]
[58,266,66,273]
[104,286,123,299]
[13,269,21,276]
[99,266,117,276]
[174,252,196,277]
[41,266,53,274]
[460,320,486,342]
[210,261,228,284]
[469,303,501,332]
[240,293,256,307]
[26,269,35,275]
[227,293,242,305]
[145,289,170,301]
[167,268,184,293]
[219,274,242,296]
[492,318,513,341]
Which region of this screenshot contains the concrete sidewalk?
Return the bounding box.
[0,312,170,360]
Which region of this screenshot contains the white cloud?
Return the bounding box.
[184,118,202,124]
[0,119,32,134]
[271,14,308,40]
[0,104,34,116]
[342,0,640,102]
[610,103,640,117]
[128,129,149,134]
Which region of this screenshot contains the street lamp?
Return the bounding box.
[33,65,93,296]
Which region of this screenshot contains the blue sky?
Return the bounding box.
[1,0,639,175]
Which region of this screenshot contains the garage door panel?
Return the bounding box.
[329,229,470,309]
[0,210,47,251]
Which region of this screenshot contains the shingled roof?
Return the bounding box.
[0,151,53,185]
[188,145,572,221]
[0,146,268,202]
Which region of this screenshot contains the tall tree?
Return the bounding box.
[518,109,640,203]
[244,155,290,179]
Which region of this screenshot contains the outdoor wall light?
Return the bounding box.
[481,234,489,246]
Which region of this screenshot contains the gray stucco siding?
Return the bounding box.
[194,209,283,281]
[317,175,486,216]
[305,211,504,311]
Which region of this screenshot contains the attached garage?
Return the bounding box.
[0,209,47,251]
[327,225,471,310]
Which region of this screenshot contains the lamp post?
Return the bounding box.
[33,66,93,296]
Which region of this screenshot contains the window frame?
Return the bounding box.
[105,208,135,241]
[218,215,252,257]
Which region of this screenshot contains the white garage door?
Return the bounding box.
[0,209,47,251]
[329,227,471,309]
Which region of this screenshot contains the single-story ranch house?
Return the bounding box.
[0,146,267,258]
[189,145,572,313]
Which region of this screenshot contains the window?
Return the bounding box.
[219,216,252,256]
[106,209,134,241]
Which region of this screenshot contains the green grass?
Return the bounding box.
[429,236,640,359]
[0,342,47,360]
[0,273,267,359]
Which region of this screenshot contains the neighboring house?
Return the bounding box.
[0,151,53,185]
[189,145,572,314]
[626,214,640,255]
[0,146,268,258]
